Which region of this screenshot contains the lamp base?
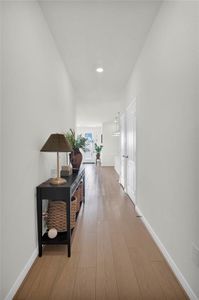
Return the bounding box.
[49,177,66,185]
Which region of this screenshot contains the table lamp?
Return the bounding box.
[40,133,72,185]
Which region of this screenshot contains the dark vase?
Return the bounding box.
[70,149,83,172]
[96,153,100,160]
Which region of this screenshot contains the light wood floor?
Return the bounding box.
[14,165,188,300]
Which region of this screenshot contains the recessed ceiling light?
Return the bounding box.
[96,67,104,73]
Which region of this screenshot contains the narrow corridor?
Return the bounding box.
[15,165,188,300]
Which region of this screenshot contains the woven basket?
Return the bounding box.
[47,196,77,232]
[74,188,81,212]
[79,182,83,202]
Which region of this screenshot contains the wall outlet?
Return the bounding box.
[192,244,199,267]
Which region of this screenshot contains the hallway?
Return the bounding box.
[15,165,188,300]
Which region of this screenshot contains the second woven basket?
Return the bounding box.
[47,196,77,232]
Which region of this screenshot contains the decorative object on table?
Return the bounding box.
[95,143,103,161]
[47,197,77,238]
[40,133,72,185]
[61,165,72,177]
[61,152,72,177]
[65,129,88,172]
[48,228,58,239]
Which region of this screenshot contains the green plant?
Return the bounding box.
[95,143,103,154]
[65,129,88,151]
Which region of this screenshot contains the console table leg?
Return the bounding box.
[39,245,42,257]
[66,197,71,257]
[68,242,71,257]
[37,189,43,257]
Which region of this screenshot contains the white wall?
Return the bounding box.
[2,1,75,298]
[0,1,2,299]
[125,1,199,299]
[197,2,199,260]
[102,121,120,166]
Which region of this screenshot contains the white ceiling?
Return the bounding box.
[39,1,161,126]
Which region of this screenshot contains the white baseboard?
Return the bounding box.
[4,248,38,300]
[114,166,120,176]
[135,206,198,300]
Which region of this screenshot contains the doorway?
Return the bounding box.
[76,126,102,163]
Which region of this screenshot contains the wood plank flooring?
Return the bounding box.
[14,165,189,300]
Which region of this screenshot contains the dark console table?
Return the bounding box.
[36,167,85,257]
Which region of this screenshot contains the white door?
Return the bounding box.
[126,100,136,204]
[120,113,127,190]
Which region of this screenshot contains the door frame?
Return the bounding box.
[120,98,137,205]
[126,98,136,205]
[119,112,127,191]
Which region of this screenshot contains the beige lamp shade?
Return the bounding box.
[40,133,72,153]
[40,133,72,185]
